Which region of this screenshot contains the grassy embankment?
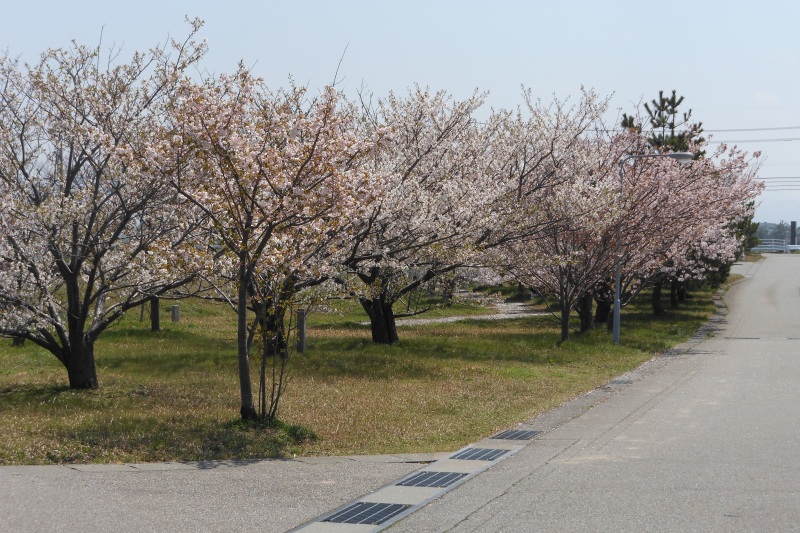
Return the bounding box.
[0,287,718,465]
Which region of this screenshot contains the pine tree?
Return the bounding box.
[643,90,705,156]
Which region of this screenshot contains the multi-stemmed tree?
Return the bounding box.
[0,24,206,388]
[165,67,382,419]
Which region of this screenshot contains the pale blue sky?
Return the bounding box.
[3,0,799,223]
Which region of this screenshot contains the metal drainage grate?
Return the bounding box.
[323,502,410,525]
[450,448,508,461]
[492,429,540,440]
[397,471,467,488]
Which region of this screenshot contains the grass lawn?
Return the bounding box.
[0,288,718,465]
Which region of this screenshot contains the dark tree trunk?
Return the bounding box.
[361,296,399,345]
[12,336,25,347]
[652,281,665,317]
[150,297,160,332]
[66,340,99,389]
[678,284,689,302]
[594,299,611,329]
[559,304,571,342]
[578,292,594,333]
[670,279,679,308]
[592,279,614,332]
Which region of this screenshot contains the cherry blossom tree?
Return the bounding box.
[612,139,763,315]
[494,119,762,342]
[336,86,609,345]
[333,87,504,344]
[165,67,380,420]
[0,24,206,389]
[493,133,624,341]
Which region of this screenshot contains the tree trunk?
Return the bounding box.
[442,276,457,306]
[678,284,689,302]
[592,280,613,332]
[559,304,571,342]
[578,292,594,333]
[150,297,160,332]
[360,296,399,345]
[12,336,25,347]
[261,301,288,421]
[652,281,665,317]
[670,279,679,308]
[66,339,99,389]
[237,263,257,421]
[594,299,611,329]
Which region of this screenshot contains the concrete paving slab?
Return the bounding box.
[359,485,441,505]
[66,463,139,472]
[294,522,374,533]
[125,461,218,471]
[468,442,525,451]
[419,458,493,474]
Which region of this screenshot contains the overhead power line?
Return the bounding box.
[708,137,800,143]
[705,125,800,133]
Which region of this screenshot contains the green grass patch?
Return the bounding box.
[0,287,717,464]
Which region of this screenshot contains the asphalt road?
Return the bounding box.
[390,255,800,532]
[2,256,799,532]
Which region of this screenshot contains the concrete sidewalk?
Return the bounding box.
[390,256,800,532]
[3,257,799,532]
[0,453,444,532]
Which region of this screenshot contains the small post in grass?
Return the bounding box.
[171,304,180,322]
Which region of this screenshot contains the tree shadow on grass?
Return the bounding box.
[298,326,580,381]
[0,384,77,408]
[45,416,316,465]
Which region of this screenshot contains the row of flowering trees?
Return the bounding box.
[0,26,762,419]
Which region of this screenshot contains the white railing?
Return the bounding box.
[751,239,798,253]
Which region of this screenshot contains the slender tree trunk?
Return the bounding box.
[360,296,399,345]
[678,284,689,302]
[670,279,679,308]
[652,281,665,317]
[262,301,288,421]
[559,304,571,342]
[442,276,457,306]
[237,262,257,421]
[12,336,25,347]
[150,297,160,332]
[65,339,99,389]
[592,280,614,332]
[578,292,594,333]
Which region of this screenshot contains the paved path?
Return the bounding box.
[393,301,543,326]
[2,256,799,532]
[390,255,800,532]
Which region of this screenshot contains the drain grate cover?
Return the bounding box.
[492,429,540,440]
[323,502,410,525]
[450,448,508,461]
[397,471,467,488]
